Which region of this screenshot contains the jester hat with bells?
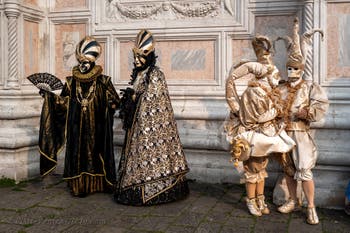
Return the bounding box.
[276,17,324,71]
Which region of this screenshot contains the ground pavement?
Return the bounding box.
[0,174,349,233]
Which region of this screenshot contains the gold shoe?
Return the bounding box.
[278,199,296,213]
[306,207,319,225]
[257,195,270,215]
[246,198,262,216]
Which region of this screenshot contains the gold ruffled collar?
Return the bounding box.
[72,65,103,82]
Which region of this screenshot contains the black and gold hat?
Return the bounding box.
[75,36,101,63]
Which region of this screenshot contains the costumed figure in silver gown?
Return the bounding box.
[114,30,189,205]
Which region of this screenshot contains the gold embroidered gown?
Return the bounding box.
[39,65,120,196]
[114,66,189,205]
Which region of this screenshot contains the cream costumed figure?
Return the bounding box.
[276,18,329,225]
[225,36,295,216]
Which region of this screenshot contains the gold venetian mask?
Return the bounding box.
[133,29,155,68]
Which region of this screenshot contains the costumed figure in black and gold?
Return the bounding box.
[224,36,295,216]
[114,30,189,205]
[276,18,328,225]
[38,36,120,197]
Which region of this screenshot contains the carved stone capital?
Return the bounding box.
[4,0,20,18]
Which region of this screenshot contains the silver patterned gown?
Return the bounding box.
[114,66,189,205]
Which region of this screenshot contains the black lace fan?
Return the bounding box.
[27,73,64,91]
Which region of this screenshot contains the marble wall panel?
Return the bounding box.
[54,24,86,79]
[23,20,40,81]
[98,42,106,73]
[119,39,215,82]
[231,39,255,83]
[255,15,295,79]
[231,15,295,83]
[53,0,87,11]
[22,0,38,6]
[327,3,350,79]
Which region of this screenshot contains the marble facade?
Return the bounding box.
[0,0,349,208]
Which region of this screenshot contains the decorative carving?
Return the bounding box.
[170,1,219,18]
[224,0,235,16]
[115,2,162,19]
[106,0,226,21]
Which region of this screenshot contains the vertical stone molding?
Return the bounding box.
[303,0,314,81]
[4,0,20,89]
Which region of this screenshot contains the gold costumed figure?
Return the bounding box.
[225,36,295,216]
[276,18,328,225]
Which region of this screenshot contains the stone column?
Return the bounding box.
[303,0,314,81]
[4,0,20,89]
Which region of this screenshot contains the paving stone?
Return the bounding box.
[63,224,102,233]
[0,188,53,210]
[122,205,152,216]
[96,225,130,233]
[225,216,255,227]
[289,218,322,233]
[173,211,206,227]
[319,208,350,222]
[221,222,253,233]
[149,200,189,217]
[205,210,231,223]
[1,206,63,226]
[38,191,76,209]
[321,219,350,233]
[220,190,243,204]
[211,201,235,213]
[254,219,289,232]
[1,180,350,233]
[194,221,222,233]
[0,210,17,223]
[165,225,196,233]
[188,196,218,214]
[229,202,251,217]
[131,216,174,231]
[107,215,143,228]
[0,223,25,233]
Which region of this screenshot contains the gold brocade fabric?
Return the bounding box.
[72,65,103,82]
[119,67,189,200]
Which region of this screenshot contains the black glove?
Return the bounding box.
[39,89,48,98]
[119,88,136,130]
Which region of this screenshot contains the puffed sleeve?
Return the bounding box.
[307,83,329,122]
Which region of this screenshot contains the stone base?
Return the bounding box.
[0,146,40,182]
